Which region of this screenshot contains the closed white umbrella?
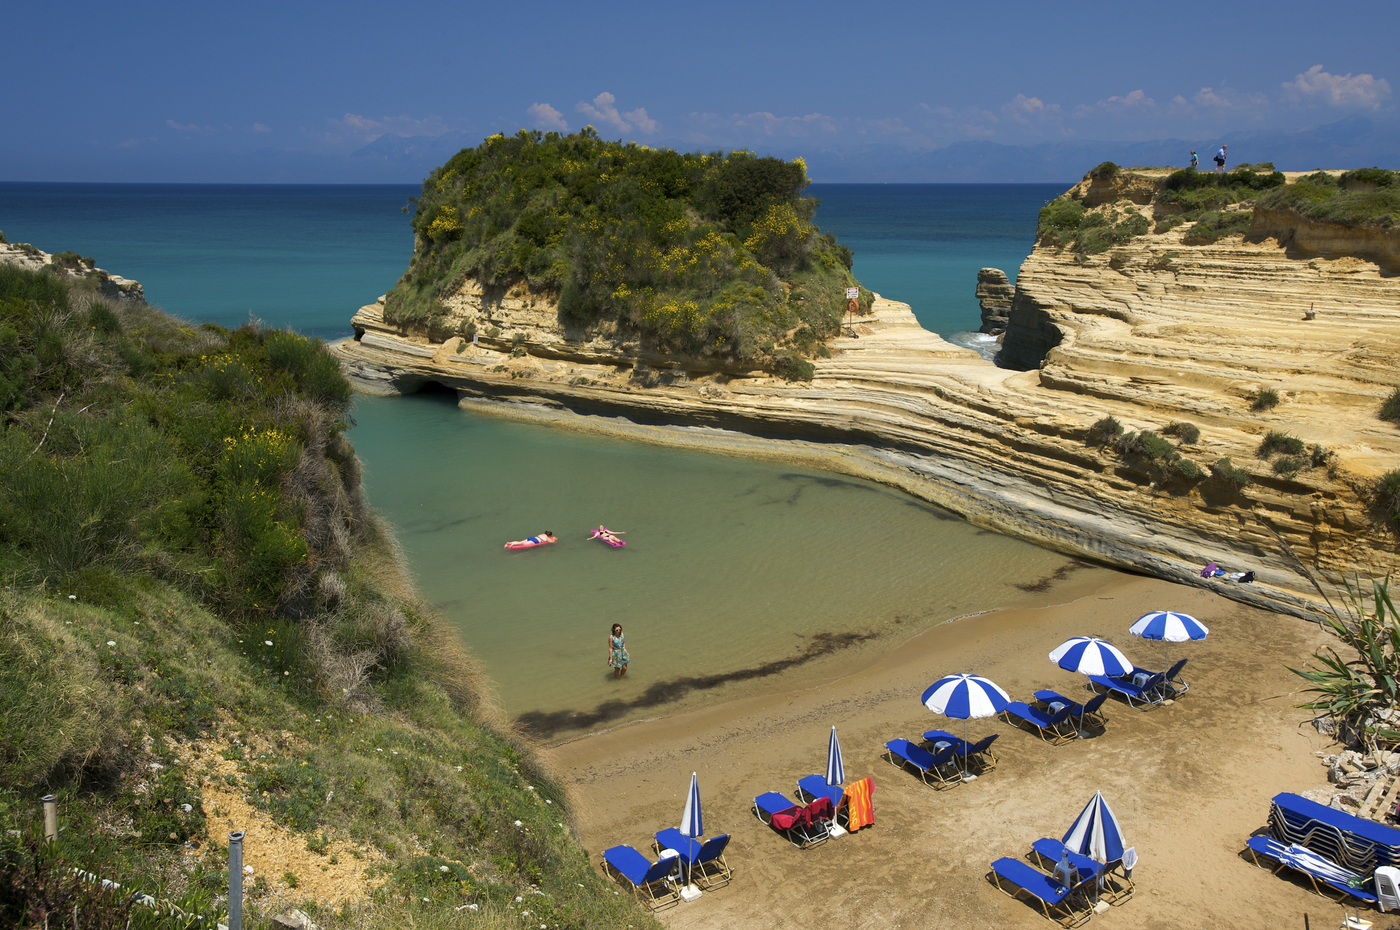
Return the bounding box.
[677,772,704,898]
[1063,790,1127,865]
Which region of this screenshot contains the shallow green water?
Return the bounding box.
[351,391,1107,739]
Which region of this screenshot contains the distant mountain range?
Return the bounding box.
[337,116,1400,186]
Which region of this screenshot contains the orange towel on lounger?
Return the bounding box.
[841,777,875,831]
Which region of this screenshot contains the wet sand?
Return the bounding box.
[547,572,1357,929]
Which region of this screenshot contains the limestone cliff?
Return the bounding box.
[976,267,1014,335]
[334,167,1400,619]
[0,241,145,301]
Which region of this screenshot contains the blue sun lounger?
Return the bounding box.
[1088,668,1168,708]
[1001,701,1075,743]
[1030,837,1135,904]
[1269,792,1400,872]
[988,857,1092,927]
[753,792,832,849]
[922,731,1000,773]
[1033,691,1109,729]
[1245,835,1378,904]
[796,774,843,810]
[883,738,960,788]
[601,844,680,910]
[653,828,733,889]
[1163,658,1190,696]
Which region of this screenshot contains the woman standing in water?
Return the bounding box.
[608,623,630,680]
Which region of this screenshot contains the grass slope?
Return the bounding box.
[0,261,657,929]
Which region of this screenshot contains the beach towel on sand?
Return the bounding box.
[838,777,875,832]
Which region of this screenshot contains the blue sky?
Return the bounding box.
[6,0,1398,182]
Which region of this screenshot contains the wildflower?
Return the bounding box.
[107,641,116,647]
[513,821,523,827]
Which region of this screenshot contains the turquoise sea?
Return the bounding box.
[2,180,1091,738]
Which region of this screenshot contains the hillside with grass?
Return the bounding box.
[0,260,656,929]
[386,128,868,376]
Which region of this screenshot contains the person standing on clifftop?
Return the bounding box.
[1190,150,1198,169]
[1214,144,1227,173]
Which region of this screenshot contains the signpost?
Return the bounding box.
[845,287,859,337]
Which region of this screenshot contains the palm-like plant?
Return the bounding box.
[1289,577,1400,748]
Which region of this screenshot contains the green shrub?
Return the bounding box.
[1309,444,1336,470]
[1273,455,1307,477]
[86,301,122,336]
[1162,421,1201,444]
[1116,430,1176,462]
[1256,178,1400,229]
[1076,212,1151,254]
[1086,415,1124,446]
[1341,167,1398,189]
[1038,199,1087,245]
[1210,457,1250,490]
[1173,457,1206,483]
[1259,431,1305,457]
[1374,470,1400,531]
[1184,210,1253,243]
[1252,387,1280,411]
[1382,387,1400,424]
[1089,161,1121,178]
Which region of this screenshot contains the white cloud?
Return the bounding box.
[1098,89,1155,111]
[251,123,272,134]
[527,103,568,132]
[1282,65,1391,108]
[323,113,456,145]
[1191,86,1269,110]
[166,119,227,134]
[731,111,838,136]
[575,92,658,134]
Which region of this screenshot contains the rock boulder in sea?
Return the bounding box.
[975,267,1015,335]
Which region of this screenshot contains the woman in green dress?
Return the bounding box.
[608,623,630,680]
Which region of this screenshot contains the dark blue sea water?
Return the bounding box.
[0,181,1063,343]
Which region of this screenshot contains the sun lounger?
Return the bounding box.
[1245,835,1378,904]
[883,738,960,788]
[753,792,832,849]
[1033,691,1109,729]
[601,844,680,910]
[835,776,875,832]
[1001,702,1075,743]
[1087,668,1168,708]
[1163,658,1189,696]
[796,774,843,810]
[987,856,1092,927]
[922,730,1000,773]
[1270,792,1400,872]
[653,828,732,889]
[1030,837,1134,904]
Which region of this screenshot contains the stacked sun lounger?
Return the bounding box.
[1269,792,1400,873]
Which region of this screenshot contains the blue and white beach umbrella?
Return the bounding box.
[1062,790,1127,865]
[1049,636,1133,678]
[1129,610,1209,666]
[679,771,704,839]
[922,673,1011,749]
[825,726,845,787]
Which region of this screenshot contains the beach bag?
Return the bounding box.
[1214,155,1225,167]
[1240,571,1256,583]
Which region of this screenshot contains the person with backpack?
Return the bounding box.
[1190,150,1198,169]
[1214,144,1227,173]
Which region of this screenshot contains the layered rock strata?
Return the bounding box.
[0,241,145,301]
[976,267,1014,335]
[334,169,1400,619]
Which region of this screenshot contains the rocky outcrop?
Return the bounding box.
[334,169,1400,620]
[0,242,145,301]
[975,268,1014,335]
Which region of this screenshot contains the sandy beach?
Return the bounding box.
[547,570,1370,929]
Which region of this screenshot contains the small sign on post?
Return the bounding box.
[844,287,859,337]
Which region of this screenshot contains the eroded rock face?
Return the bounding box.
[975,268,1014,335]
[0,242,145,301]
[335,172,1400,618]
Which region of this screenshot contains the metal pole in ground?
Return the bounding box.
[41,795,57,843]
[228,831,244,930]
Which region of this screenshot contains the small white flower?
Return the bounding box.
[283,671,289,676]
[439,865,449,873]
[264,640,273,646]
[514,896,523,903]
[106,641,116,647]
[68,595,77,601]
[526,786,534,791]
[376,748,383,752]
[513,820,523,827]
[422,897,429,902]
[244,866,254,875]
[455,766,462,772]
